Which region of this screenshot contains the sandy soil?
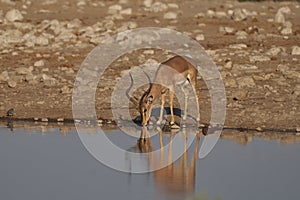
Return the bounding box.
[0,0,299,130]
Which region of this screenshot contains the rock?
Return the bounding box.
[5,9,23,22]
[8,80,17,88]
[143,0,152,7]
[34,60,45,67]
[275,7,291,23]
[229,43,247,49]
[41,118,48,122]
[215,11,227,18]
[284,71,300,79]
[25,74,36,83]
[256,127,263,132]
[149,2,167,12]
[249,55,271,63]
[57,118,64,122]
[56,30,77,41]
[2,0,16,5]
[281,21,293,35]
[278,6,291,15]
[163,12,177,20]
[231,8,247,21]
[235,30,248,40]
[0,71,9,81]
[168,3,179,9]
[277,64,300,79]
[219,26,236,35]
[276,64,289,74]
[143,50,154,55]
[76,0,86,7]
[275,11,285,23]
[195,34,205,41]
[291,46,300,55]
[34,36,49,46]
[224,61,232,69]
[225,78,237,88]
[206,10,215,18]
[233,64,258,70]
[283,21,293,28]
[67,18,82,29]
[266,47,283,56]
[16,67,32,75]
[273,97,285,102]
[60,85,72,94]
[120,8,132,15]
[194,12,205,18]
[41,74,56,86]
[237,77,255,88]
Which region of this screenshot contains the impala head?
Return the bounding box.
[139,92,153,126]
[126,71,153,126]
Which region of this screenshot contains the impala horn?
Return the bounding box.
[126,72,139,107]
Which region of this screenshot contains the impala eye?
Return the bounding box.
[144,109,147,113]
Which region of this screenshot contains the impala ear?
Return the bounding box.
[147,95,153,105]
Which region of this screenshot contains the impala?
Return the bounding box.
[126,55,200,127]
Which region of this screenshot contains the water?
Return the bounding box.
[0,125,299,200]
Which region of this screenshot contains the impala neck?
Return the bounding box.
[147,83,163,101]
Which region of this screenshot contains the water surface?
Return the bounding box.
[0,125,299,200]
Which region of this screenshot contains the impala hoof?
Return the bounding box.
[170,123,180,129]
[156,121,161,125]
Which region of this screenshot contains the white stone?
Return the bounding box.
[206,10,215,18]
[168,3,179,9]
[235,30,248,40]
[34,60,45,67]
[195,34,205,41]
[266,47,283,56]
[229,44,247,49]
[231,8,247,21]
[224,61,232,69]
[291,46,300,55]
[278,6,291,15]
[275,11,285,23]
[5,9,23,22]
[281,27,292,35]
[8,80,17,88]
[163,12,177,20]
[233,90,248,100]
[219,26,236,35]
[233,64,258,70]
[215,11,227,18]
[0,71,9,81]
[249,55,271,63]
[108,4,122,14]
[120,8,132,15]
[237,77,256,88]
[149,2,167,12]
[35,36,49,46]
[143,0,152,7]
[76,0,86,7]
[16,67,32,75]
[194,12,205,18]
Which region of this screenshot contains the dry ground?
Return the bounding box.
[0,0,299,130]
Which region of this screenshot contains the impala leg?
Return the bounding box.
[181,85,190,122]
[157,92,166,125]
[169,89,175,125]
[191,77,200,122]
